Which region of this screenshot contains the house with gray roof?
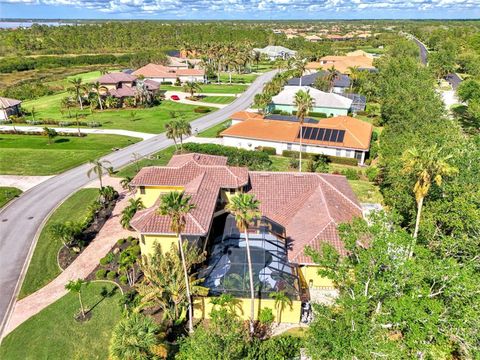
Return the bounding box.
[287,71,351,93]
[0,97,22,120]
[269,86,352,116]
[253,45,297,61]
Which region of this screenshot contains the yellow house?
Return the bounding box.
[130,153,362,323]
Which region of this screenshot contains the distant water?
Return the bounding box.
[0,21,66,29]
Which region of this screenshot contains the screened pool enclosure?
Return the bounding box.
[199,215,300,299]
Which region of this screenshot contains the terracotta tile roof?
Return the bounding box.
[0,97,21,109]
[97,72,137,84]
[220,116,373,151]
[130,154,248,236]
[130,153,362,264]
[132,63,204,79]
[108,87,136,98]
[230,111,264,121]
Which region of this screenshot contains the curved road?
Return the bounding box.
[0,70,277,337]
[411,36,428,65]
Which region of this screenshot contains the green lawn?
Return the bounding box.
[0,187,22,208]
[1,283,122,360]
[115,146,177,178]
[348,180,383,204]
[46,70,114,90]
[197,120,231,138]
[21,97,213,133]
[200,96,235,104]
[217,72,259,83]
[162,83,248,94]
[19,189,100,299]
[0,134,140,175]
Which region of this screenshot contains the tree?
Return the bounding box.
[87,159,112,189]
[182,81,202,98]
[269,291,292,324]
[253,93,271,114]
[294,59,307,86]
[457,79,480,103]
[312,74,330,92]
[225,193,261,335]
[136,242,207,327]
[120,176,132,190]
[157,191,197,333]
[120,198,145,230]
[49,221,83,249]
[98,185,118,205]
[294,89,314,172]
[325,66,339,92]
[165,120,180,150]
[177,118,192,150]
[42,127,57,145]
[109,313,166,360]
[68,77,84,110]
[91,81,104,110]
[65,279,89,319]
[402,145,458,246]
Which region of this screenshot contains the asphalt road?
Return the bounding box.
[412,36,428,65]
[0,70,277,337]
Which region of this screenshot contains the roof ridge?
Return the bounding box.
[317,174,362,210]
[291,219,336,262]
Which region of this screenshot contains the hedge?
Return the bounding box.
[292,111,327,118]
[194,106,211,113]
[0,130,86,137]
[182,143,271,170]
[282,150,359,166]
[256,146,277,155]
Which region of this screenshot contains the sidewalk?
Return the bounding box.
[0,126,155,140]
[0,175,54,192]
[3,178,133,336]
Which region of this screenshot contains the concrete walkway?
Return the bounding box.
[3,178,133,336]
[0,126,155,140]
[0,175,54,192]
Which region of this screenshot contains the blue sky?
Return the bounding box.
[1,0,479,20]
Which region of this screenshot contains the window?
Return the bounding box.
[301,145,307,152]
[287,143,292,150]
[345,150,353,158]
[140,186,145,195]
[336,149,342,157]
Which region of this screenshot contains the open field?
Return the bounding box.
[1,282,122,360]
[200,96,235,104]
[0,187,22,208]
[21,96,214,133]
[18,188,100,298]
[0,134,140,175]
[162,83,248,94]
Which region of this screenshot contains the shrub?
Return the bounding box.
[106,271,117,280]
[117,238,126,246]
[369,142,379,159]
[371,130,379,142]
[87,122,101,127]
[258,308,274,325]
[327,155,359,166]
[341,168,360,180]
[194,106,211,113]
[305,159,316,172]
[100,252,115,266]
[248,335,302,360]
[256,146,276,155]
[366,166,380,182]
[95,269,107,279]
[161,81,173,85]
[128,245,141,257]
[289,158,299,169]
[131,239,139,246]
[119,275,128,285]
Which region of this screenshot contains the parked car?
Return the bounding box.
[170,95,180,101]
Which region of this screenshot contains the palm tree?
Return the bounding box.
[294,59,307,87]
[109,313,165,360]
[31,106,36,122]
[69,77,84,110]
[269,291,293,324]
[294,90,314,172]
[87,159,112,189]
[65,279,89,319]
[49,221,83,249]
[325,66,339,92]
[91,81,104,110]
[226,193,261,335]
[157,191,196,333]
[165,120,180,150]
[402,145,458,252]
[182,81,202,98]
[42,127,57,145]
[253,93,271,115]
[177,119,192,150]
[121,198,145,230]
[347,66,361,92]
[99,185,118,205]
[120,176,133,190]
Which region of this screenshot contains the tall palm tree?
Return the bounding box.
[43,127,57,145]
[269,291,293,324]
[109,313,164,360]
[165,120,180,150]
[294,59,308,87]
[120,176,133,190]
[294,90,314,172]
[91,81,104,110]
[177,119,192,150]
[325,66,339,92]
[347,66,361,92]
[402,145,458,253]
[69,77,84,110]
[87,159,112,189]
[65,279,89,319]
[121,198,145,230]
[182,81,202,98]
[157,191,196,333]
[226,193,261,335]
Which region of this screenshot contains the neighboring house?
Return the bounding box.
[130,152,363,323]
[253,45,297,60]
[305,34,322,42]
[221,115,372,164]
[0,97,22,120]
[287,71,351,93]
[132,63,205,84]
[166,56,203,70]
[231,111,318,125]
[306,53,376,74]
[97,72,159,100]
[269,86,353,116]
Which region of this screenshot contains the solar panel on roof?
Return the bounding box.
[330,129,339,142]
[311,128,320,140]
[323,129,332,142]
[304,127,313,139]
[337,130,345,142]
[318,128,325,141]
[297,127,346,143]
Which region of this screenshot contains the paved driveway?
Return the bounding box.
[0,70,277,338]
